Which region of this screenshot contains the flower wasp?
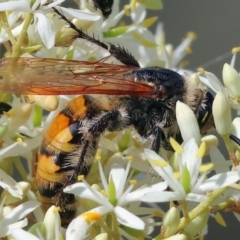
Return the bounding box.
[0,7,214,226]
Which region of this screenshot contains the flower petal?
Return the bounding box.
[0,169,23,198]
[64,182,112,208]
[11,228,40,240]
[55,6,101,21]
[186,193,206,202]
[1,218,28,238]
[0,201,40,227]
[122,181,168,204]
[140,191,183,202]
[0,0,30,12]
[199,172,240,192]
[34,11,55,49]
[114,206,145,230]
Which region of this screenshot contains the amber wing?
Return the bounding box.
[0,58,156,96]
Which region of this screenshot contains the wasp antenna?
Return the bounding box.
[52,7,140,67]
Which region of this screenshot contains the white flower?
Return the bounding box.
[199,53,240,110]
[0,169,23,198]
[0,0,100,48]
[142,138,240,203]
[64,159,167,233]
[0,201,40,237]
[176,101,201,144]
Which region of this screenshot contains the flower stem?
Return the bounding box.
[181,200,190,220]
[111,212,121,240]
[210,197,235,213]
[12,13,33,57]
[177,187,227,231]
[0,12,17,48]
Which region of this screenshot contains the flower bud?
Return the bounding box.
[222,63,240,100]
[162,207,180,237]
[176,101,201,144]
[183,212,209,238]
[231,117,240,138]
[212,92,231,136]
[44,206,61,240]
[164,234,187,240]
[92,233,108,240]
[27,95,59,111]
[201,135,218,155]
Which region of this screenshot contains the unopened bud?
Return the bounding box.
[212,92,231,136]
[222,63,240,100]
[183,212,209,238]
[176,101,201,144]
[162,207,180,237]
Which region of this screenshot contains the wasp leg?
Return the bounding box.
[149,126,162,153]
[66,109,128,185]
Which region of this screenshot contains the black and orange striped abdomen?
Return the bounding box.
[36,95,101,226]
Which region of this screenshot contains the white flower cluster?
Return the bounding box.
[0,0,240,240]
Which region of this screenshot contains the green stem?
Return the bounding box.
[181,200,189,220]
[12,13,33,57]
[98,220,115,238]
[111,212,121,240]
[0,12,16,46]
[177,187,227,231]
[210,197,235,213]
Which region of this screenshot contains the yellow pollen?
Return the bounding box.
[215,212,227,227]
[149,159,168,167]
[3,111,15,118]
[127,155,134,161]
[95,149,102,161]
[141,16,158,28]
[16,138,23,144]
[187,31,197,40]
[197,67,206,76]
[179,61,189,68]
[199,163,214,173]
[170,137,184,154]
[173,172,181,179]
[131,31,142,40]
[124,5,131,16]
[78,175,84,181]
[129,179,137,185]
[154,210,163,217]
[197,141,207,158]
[232,47,240,54]
[130,0,137,11]
[101,189,107,196]
[54,206,61,213]
[185,47,192,54]
[81,212,102,222]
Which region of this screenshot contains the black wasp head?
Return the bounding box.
[93,0,114,18]
[131,67,185,105]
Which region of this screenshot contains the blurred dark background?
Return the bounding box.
[158,1,240,239]
[159,0,240,79]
